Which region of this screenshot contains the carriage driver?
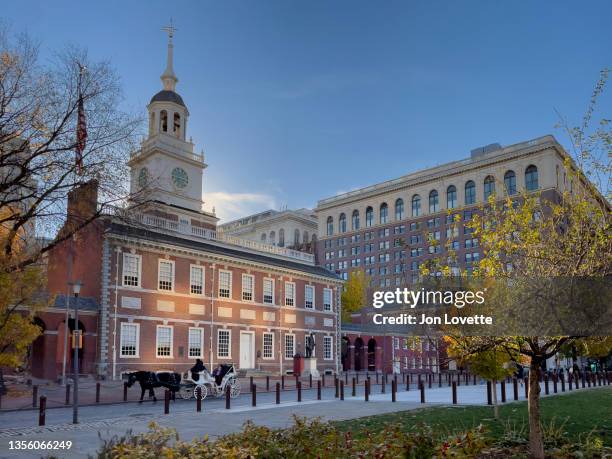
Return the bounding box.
[190,358,206,381]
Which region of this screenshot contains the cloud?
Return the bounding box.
[205,191,277,223]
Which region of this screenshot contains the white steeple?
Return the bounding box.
[161,19,178,91]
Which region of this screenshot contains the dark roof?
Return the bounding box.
[54,295,99,311]
[150,90,186,108]
[108,222,340,281]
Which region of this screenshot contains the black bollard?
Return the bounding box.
[123,382,128,402]
[317,380,321,400]
[282,375,285,390]
[406,378,410,391]
[32,385,38,408]
[340,380,344,401]
[439,373,442,388]
[96,382,101,403]
[310,374,313,388]
[252,384,257,407]
[428,373,432,389]
[473,374,477,385]
[553,375,558,394]
[164,389,170,414]
[225,385,231,409]
[381,375,385,393]
[365,379,369,402]
[345,372,348,385]
[250,376,254,392]
[544,375,549,395]
[276,382,281,404]
[266,376,270,392]
[65,384,71,405]
[487,381,492,405]
[38,395,46,426]
[513,378,518,401]
[322,374,325,387]
[297,381,302,402]
[391,380,396,402]
[501,380,506,403]
[335,376,339,398]
[452,381,457,404]
[196,386,202,412]
[419,381,425,403]
[352,377,356,397]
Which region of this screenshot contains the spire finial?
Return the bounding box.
[160,19,178,91]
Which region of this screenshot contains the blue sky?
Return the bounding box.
[3,1,611,222]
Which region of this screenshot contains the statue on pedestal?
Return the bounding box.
[305,333,316,358]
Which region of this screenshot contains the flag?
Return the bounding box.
[75,93,87,173]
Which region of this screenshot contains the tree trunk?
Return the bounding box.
[528,360,545,459]
[492,379,499,418]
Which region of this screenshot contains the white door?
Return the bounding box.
[240,332,254,369]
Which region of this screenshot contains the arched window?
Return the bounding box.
[261,233,266,242]
[365,207,374,227]
[446,185,457,209]
[269,230,276,245]
[173,113,181,137]
[525,165,539,191]
[160,110,168,132]
[395,198,404,220]
[504,170,517,195]
[429,190,439,213]
[278,228,285,247]
[303,231,309,244]
[379,203,388,224]
[465,181,476,205]
[149,111,156,135]
[294,229,300,245]
[351,210,360,230]
[326,216,334,236]
[339,213,347,233]
[484,175,495,200]
[411,195,421,217]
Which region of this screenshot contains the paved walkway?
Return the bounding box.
[0,380,604,459]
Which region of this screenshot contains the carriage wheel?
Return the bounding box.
[194,385,208,400]
[229,379,241,398]
[179,385,193,400]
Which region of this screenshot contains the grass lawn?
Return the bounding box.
[334,386,612,446]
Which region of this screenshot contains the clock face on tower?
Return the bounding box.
[171,167,189,189]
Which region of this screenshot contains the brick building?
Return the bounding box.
[33,30,342,381]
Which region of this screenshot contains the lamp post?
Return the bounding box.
[71,281,82,424]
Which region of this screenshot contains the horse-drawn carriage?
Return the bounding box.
[179,363,241,400]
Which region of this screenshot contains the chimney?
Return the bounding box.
[64,179,99,231]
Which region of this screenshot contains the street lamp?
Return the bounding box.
[71,281,82,424]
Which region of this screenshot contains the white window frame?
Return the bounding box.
[188,327,204,358]
[284,333,295,359]
[284,282,296,307]
[305,285,315,309]
[189,265,204,296]
[122,253,142,288]
[242,274,254,302]
[262,332,274,360]
[323,336,333,360]
[217,329,231,359]
[323,288,332,311]
[156,325,173,358]
[157,259,175,292]
[263,278,275,304]
[119,322,140,358]
[218,270,232,299]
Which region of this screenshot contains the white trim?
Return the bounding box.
[323,288,332,311]
[187,327,204,358]
[122,253,142,288]
[239,330,255,369]
[284,333,295,360]
[189,264,205,296]
[284,281,296,307]
[323,335,333,360]
[155,324,173,358]
[218,269,232,299]
[262,277,275,305]
[119,322,140,358]
[305,284,315,309]
[217,328,232,359]
[157,259,175,292]
[241,273,255,302]
[262,331,274,360]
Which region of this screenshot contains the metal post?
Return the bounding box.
[65,384,71,405]
[164,389,170,414]
[123,382,128,401]
[352,377,356,397]
[391,380,396,402]
[225,385,230,409]
[513,378,518,401]
[381,375,385,393]
[365,379,369,402]
[281,375,285,390]
[310,374,313,388]
[297,381,302,402]
[72,289,80,425]
[340,381,344,401]
[96,382,101,403]
[276,382,281,404]
[452,381,457,404]
[501,380,506,403]
[334,376,339,398]
[38,396,46,426]
[419,381,425,403]
[317,380,321,400]
[266,376,270,392]
[322,374,325,387]
[32,385,38,408]
[487,381,492,405]
[196,386,202,412]
[250,376,253,392]
[252,384,256,407]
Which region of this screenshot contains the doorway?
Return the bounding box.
[239,331,255,369]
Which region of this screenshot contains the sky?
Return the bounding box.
[2,1,611,222]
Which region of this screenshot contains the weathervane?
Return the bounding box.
[162,18,177,42]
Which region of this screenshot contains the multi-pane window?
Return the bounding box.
[429,190,439,213]
[504,170,517,195]
[326,217,334,236]
[465,181,476,205]
[190,265,204,295]
[217,329,231,358]
[380,203,388,224]
[120,323,139,357]
[411,195,421,217]
[447,185,457,209]
[219,270,232,298]
[395,198,404,220]
[365,207,374,227]
[352,210,360,230]
[158,260,174,291]
[323,336,333,360]
[122,254,141,287]
[263,332,274,359]
[339,213,347,232]
[305,285,314,309]
[525,165,539,191]
[323,288,332,311]
[242,274,254,301]
[284,334,295,359]
[156,325,173,357]
[263,278,274,304]
[285,282,295,306]
[484,175,495,199]
[188,328,203,358]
